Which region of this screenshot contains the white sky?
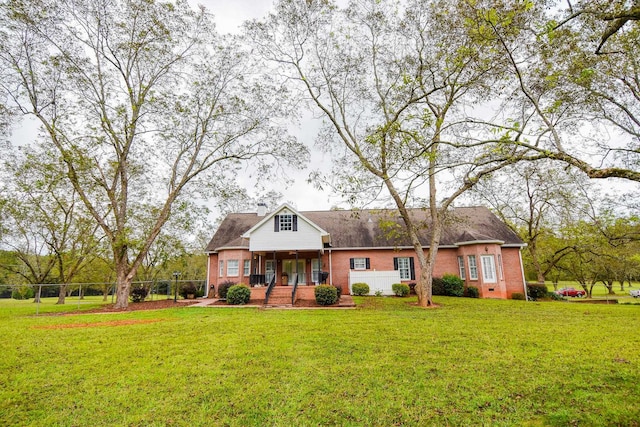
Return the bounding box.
[194,0,275,34]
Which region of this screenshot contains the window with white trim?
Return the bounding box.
[457,256,466,280]
[279,214,293,231]
[227,260,239,277]
[397,257,411,280]
[481,255,496,283]
[243,259,251,276]
[219,260,224,277]
[353,258,367,270]
[312,259,320,283]
[468,255,478,280]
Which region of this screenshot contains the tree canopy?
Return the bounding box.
[0,0,308,307]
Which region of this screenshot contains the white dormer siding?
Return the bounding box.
[245,206,327,252]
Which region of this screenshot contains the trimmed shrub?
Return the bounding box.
[195,287,205,298]
[11,286,35,300]
[392,283,410,297]
[432,277,446,296]
[466,286,480,298]
[217,281,236,299]
[129,285,147,303]
[226,284,251,305]
[351,282,370,296]
[179,282,198,299]
[333,285,342,300]
[315,284,338,305]
[511,292,526,300]
[548,292,565,301]
[527,283,548,300]
[442,274,464,297]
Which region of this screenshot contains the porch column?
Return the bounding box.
[273,251,277,285]
[295,251,299,284]
[317,250,322,285]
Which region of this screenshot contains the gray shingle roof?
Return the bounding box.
[205,206,523,252]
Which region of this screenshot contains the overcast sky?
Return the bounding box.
[194,0,275,33]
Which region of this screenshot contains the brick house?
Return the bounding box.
[205,203,527,303]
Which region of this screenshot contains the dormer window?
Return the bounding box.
[274,213,298,232]
[280,214,293,231]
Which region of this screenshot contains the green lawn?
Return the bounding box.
[1,297,639,426]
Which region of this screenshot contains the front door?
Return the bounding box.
[265,260,275,284]
[283,259,306,285]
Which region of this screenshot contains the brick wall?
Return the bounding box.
[208,244,526,299]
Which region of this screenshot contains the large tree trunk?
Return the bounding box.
[415,259,434,307]
[113,247,133,309]
[586,282,594,298]
[114,274,131,309]
[414,246,433,307]
[384,177,436,307]
[56,284,67,305]
[415,220,444,308]
[528,244,546,284]
[604,280,615,295]
[414,141,442,308]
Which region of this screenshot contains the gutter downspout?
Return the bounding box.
[205,252,211,298]
[518,249,529,301]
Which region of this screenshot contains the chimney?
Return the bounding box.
[257,203,267,217]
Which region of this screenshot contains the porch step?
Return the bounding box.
[269,287,293,296]
[265,286,293,305]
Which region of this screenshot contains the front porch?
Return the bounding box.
[247,250,328,287]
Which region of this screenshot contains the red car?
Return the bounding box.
[555,287,586,297]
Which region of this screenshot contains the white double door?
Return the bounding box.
[282,259,307,285]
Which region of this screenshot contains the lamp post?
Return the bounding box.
[173,271,181,303]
